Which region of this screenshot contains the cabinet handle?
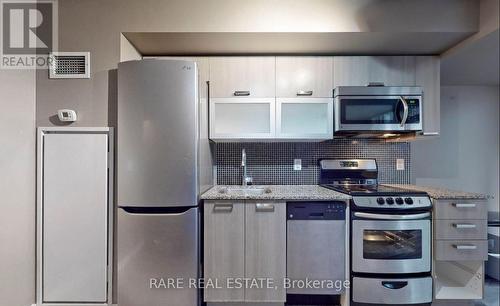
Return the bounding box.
[255,203,275,212]
[234,91,250,96]
[381,281,408,290]
[422,132,439,136]
[453,244,477,250]
[453,223,477,229]
[453,203,476,208]
[296,90,313,96]
[213,204,233,213]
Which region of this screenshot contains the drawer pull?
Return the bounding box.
[453,244,477,250]
[297,90,313,96]
[213,204,233,213]
[234,90,250,96]
[381,281,408,290]
[453,223,477,229]
[255,203,275,212]
[453,203,476,208]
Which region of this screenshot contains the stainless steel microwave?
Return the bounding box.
[333,86,423,134]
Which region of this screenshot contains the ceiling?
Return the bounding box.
[122,1,480,57]
[441,29,500,85]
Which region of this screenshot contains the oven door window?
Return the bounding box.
[363,229,422,260]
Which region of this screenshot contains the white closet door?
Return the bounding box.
[42,132,108,302]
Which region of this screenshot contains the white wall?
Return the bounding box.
[0,70,36,306]
[412,86,499,212]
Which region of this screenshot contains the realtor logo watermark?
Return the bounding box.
[1,0,57,69]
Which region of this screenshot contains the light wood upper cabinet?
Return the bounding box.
[416,56,440,136]
[333,56,416,87]
[276,56,333,97]
[209,57,275,98]
[204,201,245,302]
[205,55,439,140]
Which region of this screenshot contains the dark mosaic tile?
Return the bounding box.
[215,139,411,185]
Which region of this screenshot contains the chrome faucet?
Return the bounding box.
[241,149,253,186]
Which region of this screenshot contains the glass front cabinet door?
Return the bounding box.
[276,98,333,140]
[209,98,276,140]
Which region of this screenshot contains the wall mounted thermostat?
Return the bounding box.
[57,109,77,122]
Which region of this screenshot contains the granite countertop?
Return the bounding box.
[383,184,490,200]
[201,185,352,201]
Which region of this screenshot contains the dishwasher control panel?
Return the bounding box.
[287,201,345,220]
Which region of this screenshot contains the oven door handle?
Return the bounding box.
[354,212,431,220]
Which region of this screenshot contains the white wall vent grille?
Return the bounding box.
[49,52,90,79]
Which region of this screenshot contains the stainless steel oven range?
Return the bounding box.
[320,159,433,306]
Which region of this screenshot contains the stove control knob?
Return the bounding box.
[405,197,414,205]
[395,197,404,205]
[376,197,385,205]
[386,197,394,205]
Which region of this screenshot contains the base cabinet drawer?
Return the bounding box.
[434,201,487,220]
[435,240,488,261]
[435,219,487,240]
[352,276,432,305]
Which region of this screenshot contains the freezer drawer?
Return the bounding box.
[117,207,199,306]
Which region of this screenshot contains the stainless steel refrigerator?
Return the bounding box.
[117,59,209,306]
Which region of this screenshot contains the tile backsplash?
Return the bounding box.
[215,139,411,185]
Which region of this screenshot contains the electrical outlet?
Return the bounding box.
[294,159,302,171]
[396,159,405,171]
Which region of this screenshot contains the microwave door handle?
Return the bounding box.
[399,96,409,127]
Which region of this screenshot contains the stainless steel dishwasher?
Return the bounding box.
[287,201,346,295]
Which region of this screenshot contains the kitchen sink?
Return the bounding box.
[218,187,271,196]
